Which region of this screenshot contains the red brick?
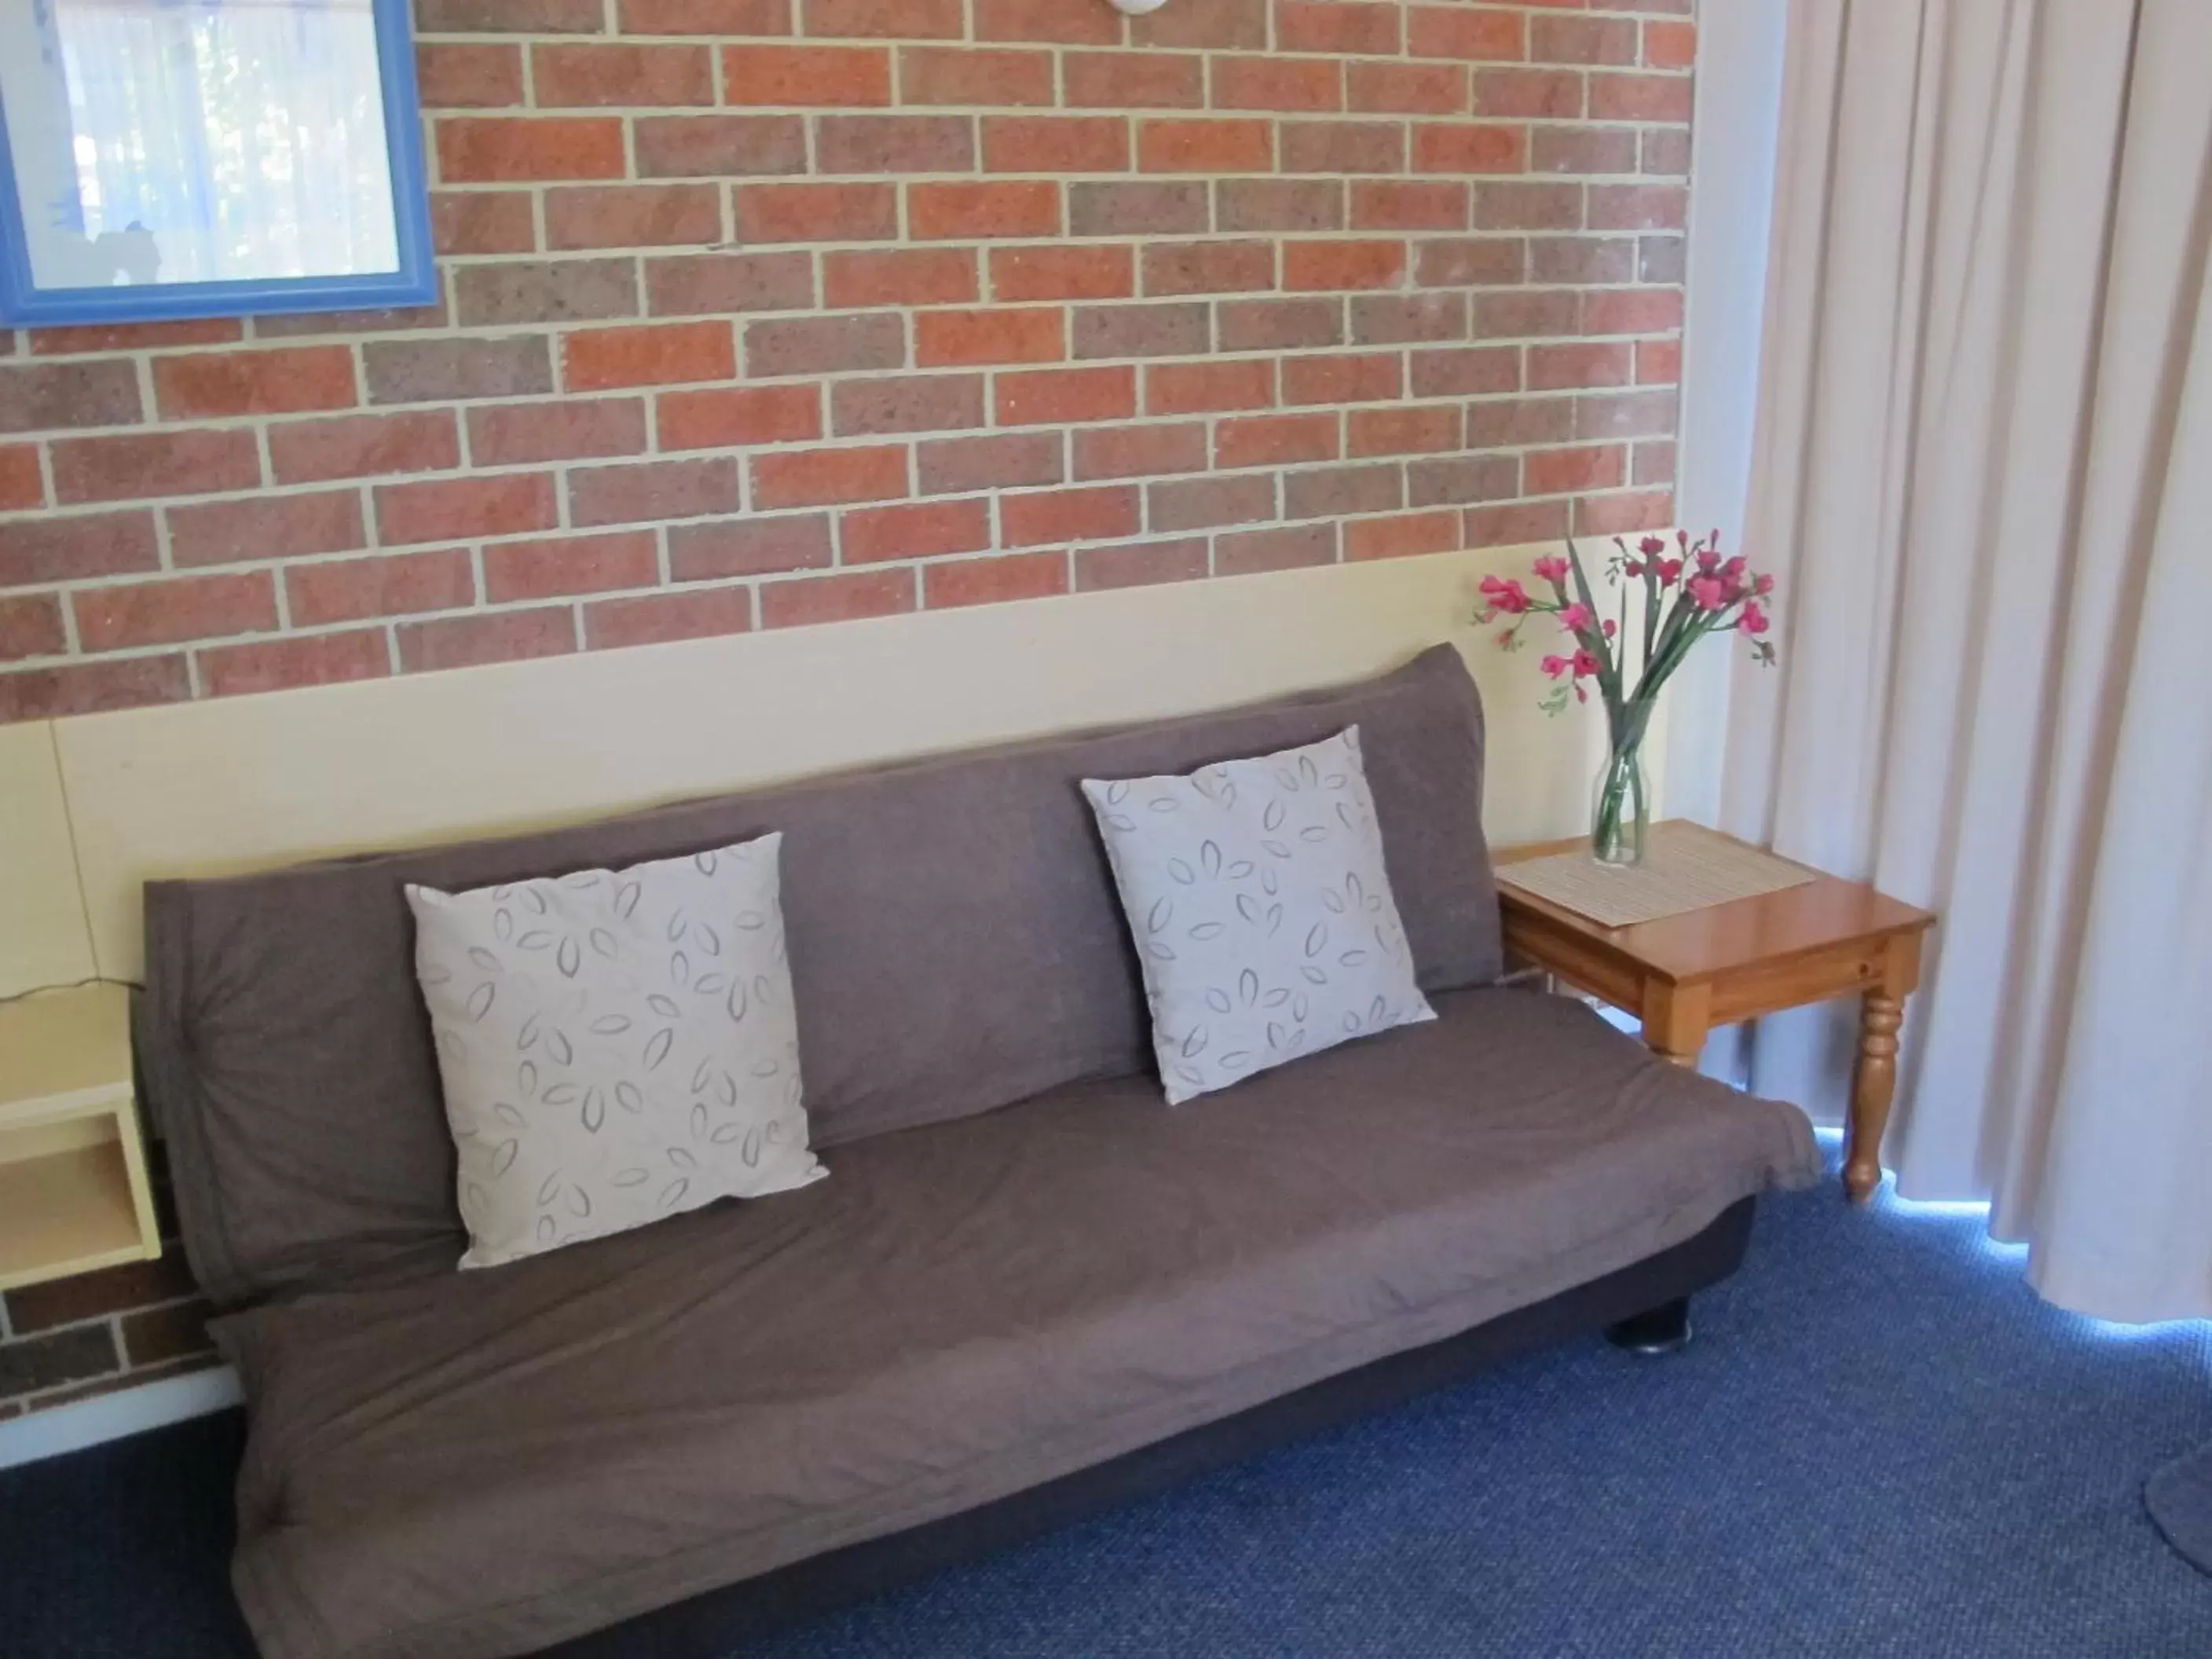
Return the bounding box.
[1353,292,1470,344]
[995,365,1135,426]
[1068,181,1210,236]
[50,431,261,504]
[1644,130,1694,178]
[0,595,65,661]
[1146,360,1276,416]
[1219,178,1346,233]
[1074,537,1210,591]
[1215,412,1339,470]
[1150,473,1278,533]
[619,0,789,31]
[1474,181,1582,230]
[917,308,1064,368]
[1344,508,1460,562]
[668,515,833,580]
[268,412,460,483]
[27,319,239,357]
[200,631,389,698]
[532,42,713,106]
[1476,289,1578,338]
[1590,184,1688,232]
[917,431,1062,493]
[1284,240,1406,291]
[723,44,891,106]
[1524,443,1626,496]
[1279,121,1405,174]
[416,44,526,108]
[1635,438,1677,486]
[909,181,1061,240]
[1646,20,1697,71]
[75,572,276,651]
[1132,0,1265,49]
[1071,302,1209,359]
[1529,15,1637,67]
[1353,181,1470,231]
[760,568,915,628]
[1465,499,1569,549]
[0,361,141,433]
[1408,452,1520,507]
[745,313,904,377]
[734,182,899,244]
[1414,123,1528,174]
[826,249,978,309]
[1528,341,1634,390]
[1064,51,1205,109]
[258,300,447,342]
[397,608,576,673]
[1218,297,1343,351]
[1638,339,1683,384]
[287,549,476,625]
[634,115,808,178]
[1466,395,1573,446]
[646,251,817,317]
[1574,489,1672,535]
[830,374,987,435]
[563,321,735,390]
[1217,522,1337,576]
[1348,61,1468,115]
[584,587,753,650]
[1408,6,1524,61]
[1137,120,1273,173]
[545,184,721,250]
[991,246,1135,302]
[419,0,603,27]
[1529,236,1632,283]
[999,485,1139,547]
[1474,67,1582,119]
[1282,461,1400,519]
[1531,128,1639,176]
[167,490,365,569]
[1281,351,1403,405]
[1142,240,1276,297]
[1278,2,1402,56]
[1416,236,1526,286]
[0,445,46,511]
[818,114,976,174]
[432,192,538,255]
[1212,57,1342,112]
[658,385,821,449]
[806,0,961,36]
[568,456,742,526]
[751,445,908,508]
[438,118,627,181]
[1576,388,1679,441]
[1072,422,1209,481]
[980,116,1130,174]
[151,348,355,419]
[363,336,551,403]
[469,397,650,465]
[975,0,1119,45]
[1348,405,1462,457]
[375,473,560,545]
[1411,346,1521,397]
[1584,289,1684,335]
[901,46,1053,106]
[926,551,1068,610]
[484,530,659,600]
[1590,73,1694,123]
[839,498,992,563]
[0,656,188,720]
[0,511,159,586]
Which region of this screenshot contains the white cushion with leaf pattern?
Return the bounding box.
[405,833,824,1269]
[1082,727,1434,1105]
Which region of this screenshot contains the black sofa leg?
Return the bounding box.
[1605,1297,1691,1354]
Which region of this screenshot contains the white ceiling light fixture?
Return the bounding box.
[1108,0,1170,14]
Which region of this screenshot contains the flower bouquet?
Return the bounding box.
[1478,532,1777,866]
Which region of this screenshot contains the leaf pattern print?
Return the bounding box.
[1080,727,1434,1106]
[405,832,826,1273]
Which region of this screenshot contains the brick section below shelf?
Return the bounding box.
[0,0,1692,723]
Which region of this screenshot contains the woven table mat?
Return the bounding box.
[1497,821,1817,928]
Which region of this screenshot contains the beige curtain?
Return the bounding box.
[1723,0,2212,1322]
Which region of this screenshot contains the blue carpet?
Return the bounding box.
[2148,1443,2212,1577]
[4,1137,2209,1657]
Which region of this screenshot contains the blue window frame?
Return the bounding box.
[0,0,436,327]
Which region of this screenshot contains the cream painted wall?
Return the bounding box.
[2,542,1660,994]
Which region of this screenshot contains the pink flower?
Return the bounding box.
[1697,547,1722,573]
[1639,535,1667,557]
[1478,574,1531,615]
[1688,576,1730,611]
[1602,619,1618,638]
[1753,572,1775,595]
[1571,648,1602,679]
[1623,560,1643,577]
[1494,626,1518,646]
[1559,602,1595,632]
[1540,654,1570,679]
[1530,555,1570,583]
[1657,558,1684,584]
[1721,555,1747,581]
[1738,601,1771,635]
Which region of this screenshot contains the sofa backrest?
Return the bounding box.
[137,645,1502,1306]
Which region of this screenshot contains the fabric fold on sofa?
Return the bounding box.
[216,987,1818,1659]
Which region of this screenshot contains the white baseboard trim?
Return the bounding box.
[0,1364,242,1471]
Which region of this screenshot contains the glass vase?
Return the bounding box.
[1591,738,1651,868]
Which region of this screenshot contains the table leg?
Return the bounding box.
[1845,992,1903,1203]
[1639,979,1712,1071]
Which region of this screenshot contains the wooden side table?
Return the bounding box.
[0,983,163,1291]
[1494,825,1936,1203]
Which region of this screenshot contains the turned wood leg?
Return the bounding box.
[1640,978,1712,1071]
[1845,992,1903,1203]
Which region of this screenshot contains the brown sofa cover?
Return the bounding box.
[135,646,1821,1659]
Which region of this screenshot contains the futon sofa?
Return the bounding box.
[136,646,1820,1659]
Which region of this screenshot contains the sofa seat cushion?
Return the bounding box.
[218,987,1820,1659]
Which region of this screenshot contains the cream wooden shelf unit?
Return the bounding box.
[0,983,161,1292]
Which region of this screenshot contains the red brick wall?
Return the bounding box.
[0,0,1690,727]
